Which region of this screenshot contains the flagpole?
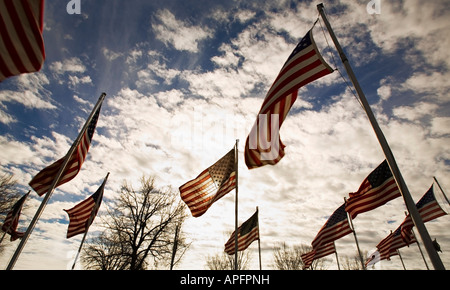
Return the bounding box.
[333,241,341,270]
[0,191,30,245]
[6,93,106,270]
[405,211,430,270]
[234,139,239,270]
[433,176,450,205]
[317,3,445,270]
[397,249,406,270]
[344,197,365,270]
[256,206,262,270]
[71,172,109,270]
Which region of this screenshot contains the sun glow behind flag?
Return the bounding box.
[179,148,236,217]
[244,29,333,169]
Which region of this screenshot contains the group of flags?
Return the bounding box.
[301,160,448,269]
[1,1,447,270]
[1,95,107,247]
[178,28,335,258]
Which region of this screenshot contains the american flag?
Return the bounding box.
[376,226,417,262]
[301,242,335,270]
[224,209,259,255]
[64,174,107,239]
[345,160,401,219]
[400,184,447,243]
[1,192,29,241]
[0,0,45,81]
[29,103,102,196]
[244,29,333,169]
[311,203,353,250]
[179,148,236,217]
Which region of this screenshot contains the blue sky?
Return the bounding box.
[1,0,450,270]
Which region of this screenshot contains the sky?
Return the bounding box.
[1,0,450,270]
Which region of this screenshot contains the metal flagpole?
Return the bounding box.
[433,176,450,205]
[344,197,365,269]
[234,139,239,270]
[6,93,106,270]
[404,211,430,270]
[397,249,407,270]
[71,172,109,270]
[333,241,341,270]
[256,206,262,270]
[317,3,445,270]
[0,191,30,245]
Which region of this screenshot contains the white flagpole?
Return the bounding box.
[333,241,341,270]
[6,93,106,270]
[234,139,239,270]
[317,3,445,270]
[71,172,109,270]
[344,197,365,269]
[433,176,450,205]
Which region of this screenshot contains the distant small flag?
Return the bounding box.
[244,29,333,169]
[224,209,259,255]
[64,175,107,239]
[29,103,102,196]
[0,0,45,81]
[345,160,401,219]
[179,148,236,217]
[400,184,447,243]
[1,192,29,241]
[301,242,335,270]
[311,203,353,250]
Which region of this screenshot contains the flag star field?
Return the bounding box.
[0,0,450,270]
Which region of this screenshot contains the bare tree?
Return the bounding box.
[272,242,327,270]
[205,251,251,270]
[81,176,190,270]
[341,251,367,270]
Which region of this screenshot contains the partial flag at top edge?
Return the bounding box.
[0,0,46,82]
[179,148,236,218]
[244,28,333,170]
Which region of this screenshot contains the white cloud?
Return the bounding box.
[152,9,213,53]
[49,57,87,75]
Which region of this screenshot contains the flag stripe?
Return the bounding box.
[0,0,45,81]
